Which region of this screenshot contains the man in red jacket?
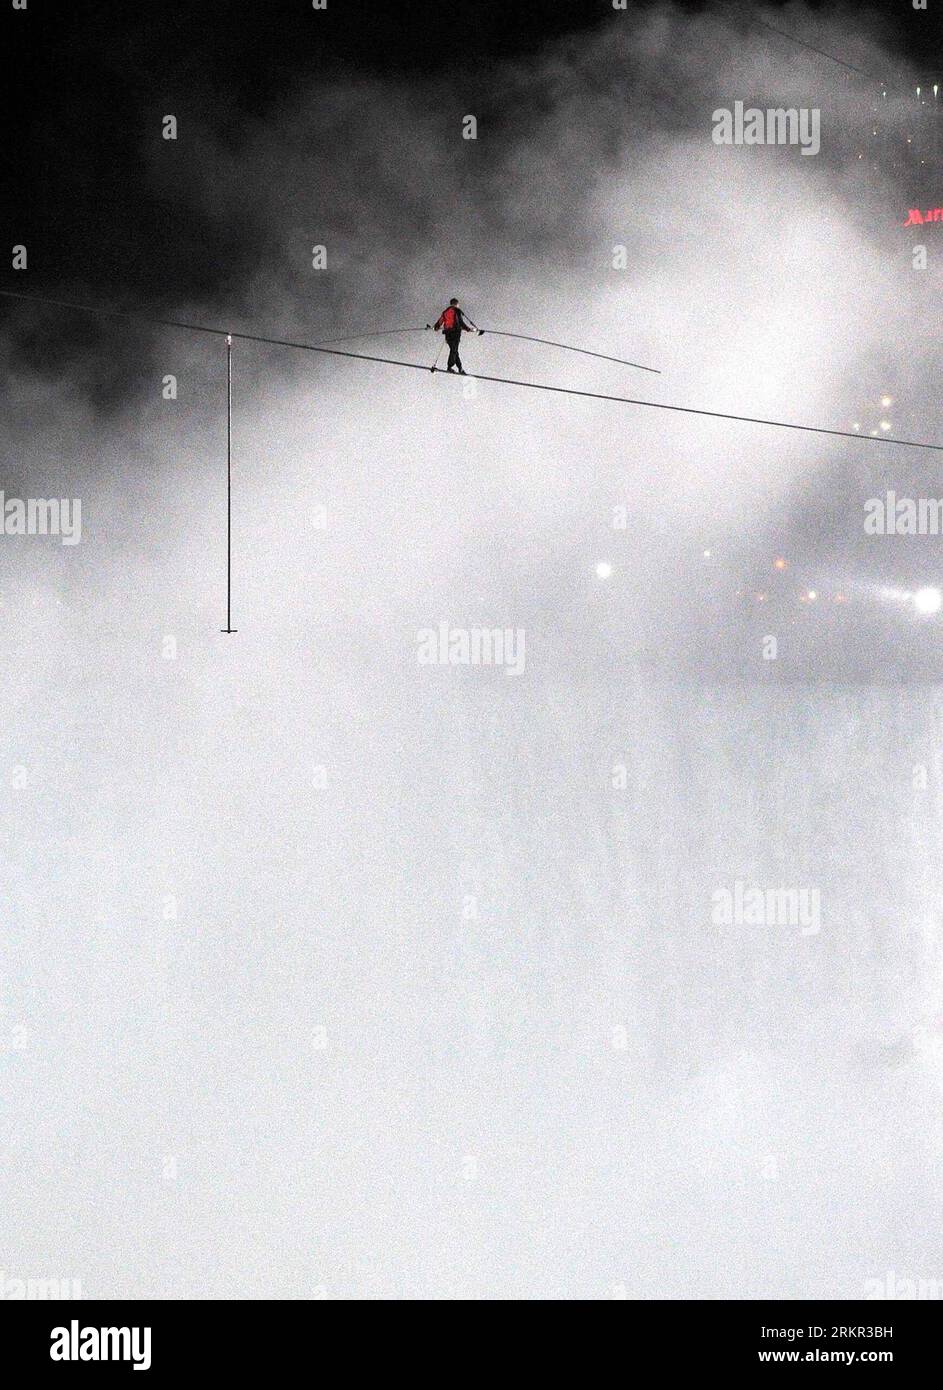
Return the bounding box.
[428,298,479,374]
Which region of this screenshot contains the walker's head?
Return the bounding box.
[449,298,459,306]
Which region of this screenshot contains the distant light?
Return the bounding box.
[880,395,893,408]
[852,422,861,430]
[914,587,942,615]
[880,420,892,431]
[703,548,712,559]
[773,557,787,571]
[596,561,613,580]
[756,592,767,603]
[834,593,848,604]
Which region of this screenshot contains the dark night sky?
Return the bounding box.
[5,0,942,318]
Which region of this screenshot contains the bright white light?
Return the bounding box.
[880,395,893,408]
[703,549,711,559]
[596,561,612,580]
[914,587,942,615]
[880,420,891,431]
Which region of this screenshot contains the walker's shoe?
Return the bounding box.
[458,369,467,375]
[446,366,456,373]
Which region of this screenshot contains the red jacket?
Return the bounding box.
[435,305,466,332]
